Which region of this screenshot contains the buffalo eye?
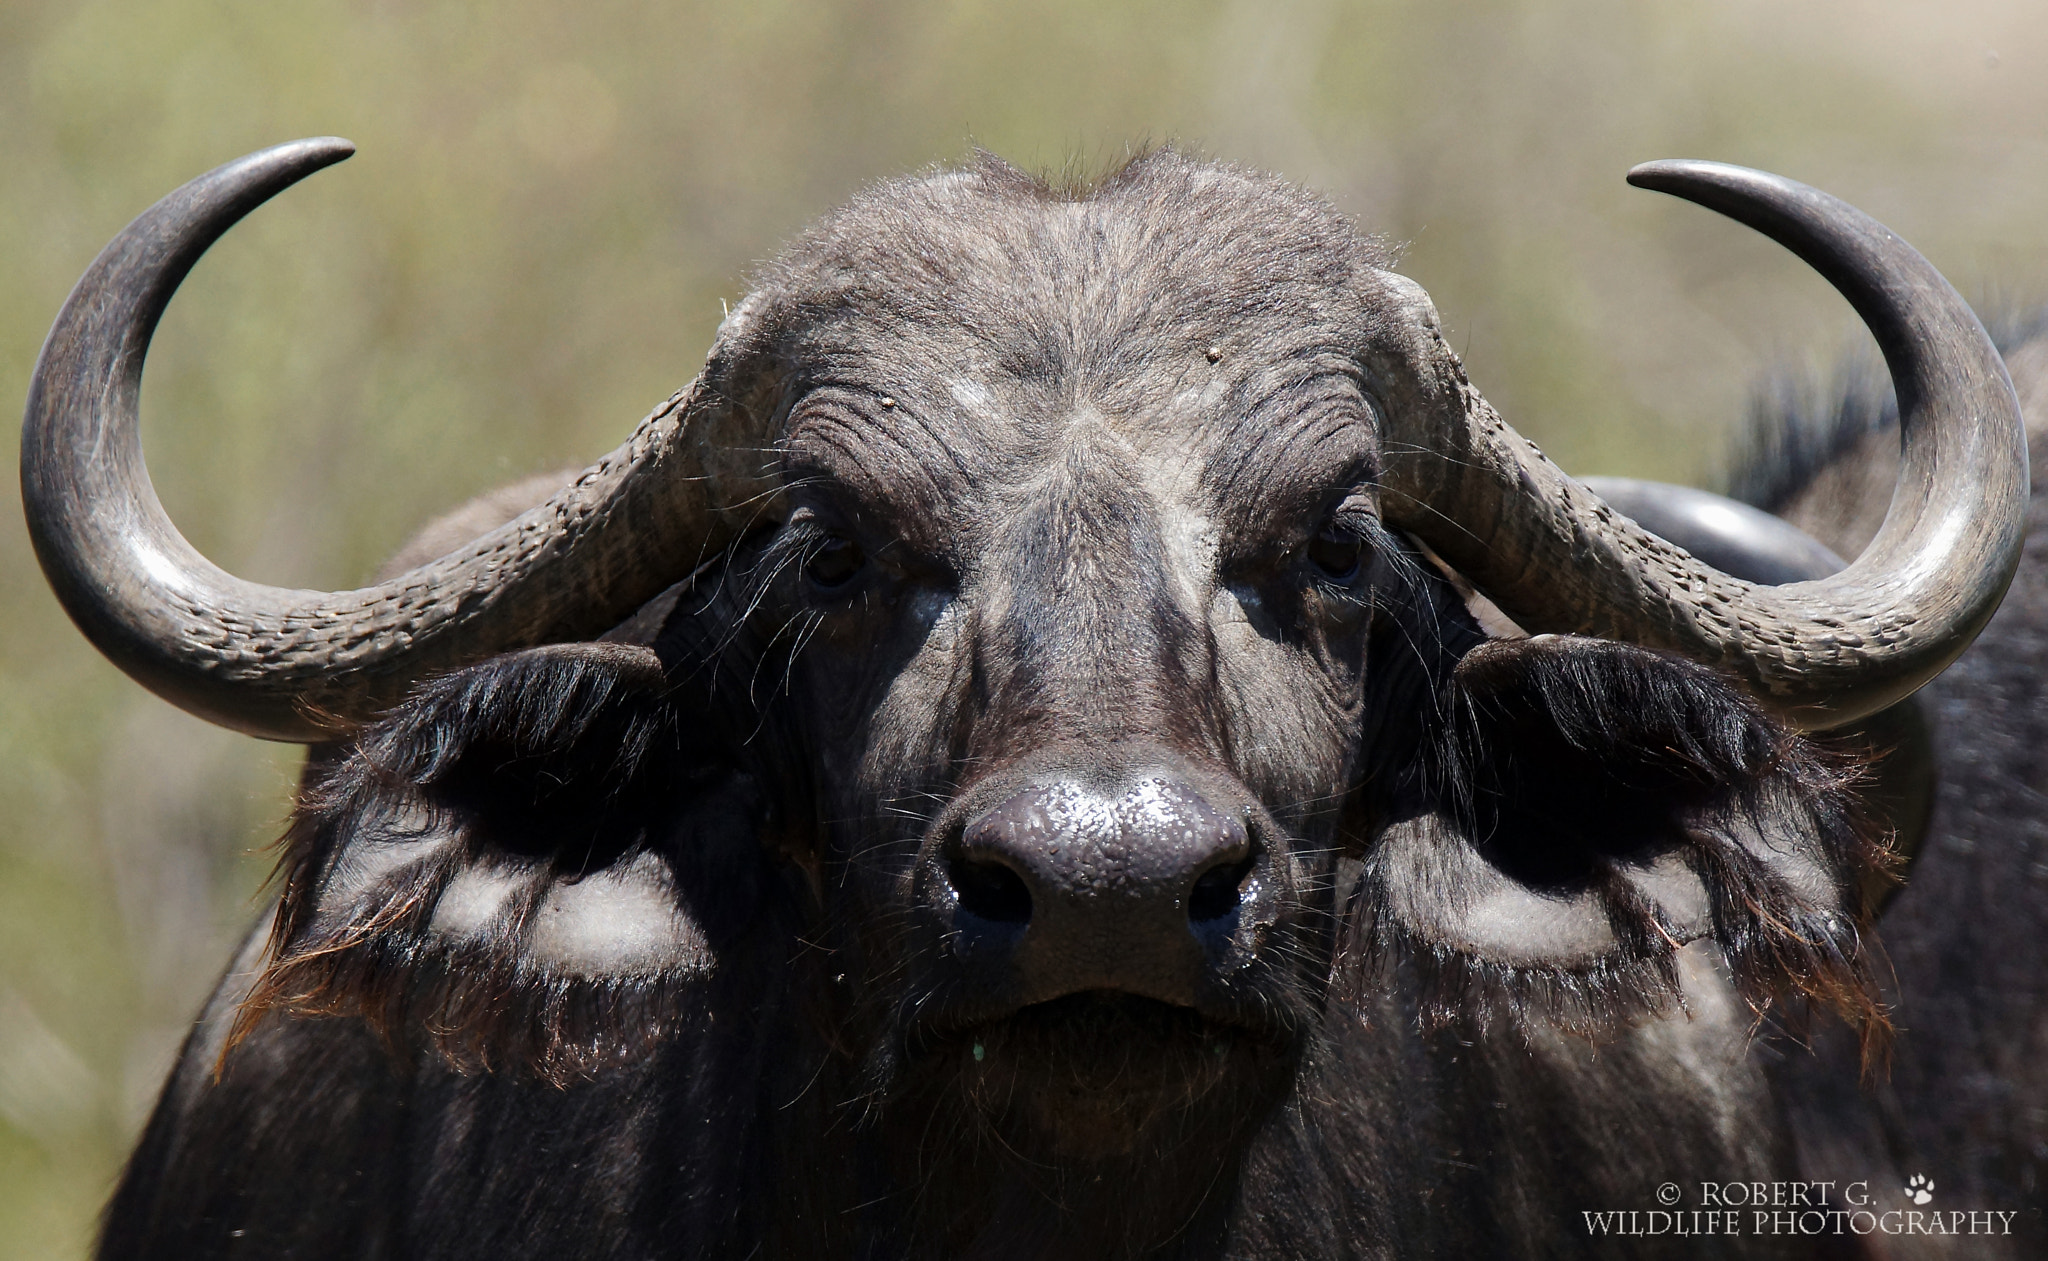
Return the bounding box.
[805,536,867,590]
[1306,525,1367,584]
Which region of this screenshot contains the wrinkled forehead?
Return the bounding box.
[758,153,1392,538]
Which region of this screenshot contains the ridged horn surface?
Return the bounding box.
[1369,161,2026,729]
[22,139,774,741]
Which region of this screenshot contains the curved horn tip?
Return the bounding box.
[1625,159,1780,197]
[246,136,357,176]
[276,135,356,155]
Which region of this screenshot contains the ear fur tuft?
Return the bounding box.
[1344,635,1891,1045]
[233,643,768,1085]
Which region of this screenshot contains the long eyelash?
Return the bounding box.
[1363,517,1430,607]
[756,518,833,581]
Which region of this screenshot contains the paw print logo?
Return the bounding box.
[1903,1174,1934,1205]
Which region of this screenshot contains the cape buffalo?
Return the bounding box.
[21,139,2034,1257]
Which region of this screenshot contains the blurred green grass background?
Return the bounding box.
[3,1,2046,1254]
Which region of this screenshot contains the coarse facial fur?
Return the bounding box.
[120,150,1893,1259]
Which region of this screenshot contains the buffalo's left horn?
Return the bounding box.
[1370,161,2027,730]
[21,139,776,741]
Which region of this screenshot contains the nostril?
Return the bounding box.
[1188,854,1256,923]
[949,854,1033,924]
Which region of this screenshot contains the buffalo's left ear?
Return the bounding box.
[237,642,773,1083]
[1350,635,1889,1038]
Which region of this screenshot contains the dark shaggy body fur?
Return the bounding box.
[105,152,1913,1259]
[1733,317,2048,1253]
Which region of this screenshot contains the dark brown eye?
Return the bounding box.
[1306,526,1366,583]
[806,537,866,590]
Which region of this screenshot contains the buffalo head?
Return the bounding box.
[23,142,2026,1191]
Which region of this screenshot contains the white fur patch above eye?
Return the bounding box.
[1374,817,1616,966]
[431,864,528,939]
[1622,853,1711,931]
[526,852,713,978]
[327,833,448,900]
[1436,879,1620,965]
[313,804,454,932]
[408,847,717,976]
[1371,820,1719,969]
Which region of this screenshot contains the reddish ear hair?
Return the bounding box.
[235,643,773,1084]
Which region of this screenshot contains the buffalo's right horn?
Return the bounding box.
[1372,162,2027,730]
[21,139,778,742]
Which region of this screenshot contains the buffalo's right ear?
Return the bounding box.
[237,642,772,1083]
[1348,634,1889,1041]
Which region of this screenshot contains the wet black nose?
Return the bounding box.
[942,777,1259,1001]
